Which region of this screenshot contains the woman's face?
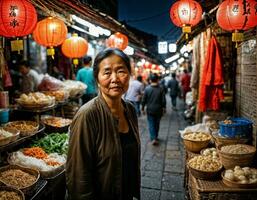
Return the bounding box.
[97,54,130,100]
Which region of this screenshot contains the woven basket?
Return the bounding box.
[182,132,211,153]
[0,165,40,195]
[212,133,249,148]
[188,172,257,200]
[41,116,71,133]
[0,186,25,200]
[221,171,257,189]
[4,121,39,137]
[0,128,20,146]
[188,163,223,180]
[218,144,256,169]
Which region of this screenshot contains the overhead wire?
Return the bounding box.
[126,9,169,23]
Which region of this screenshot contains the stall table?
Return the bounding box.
[188,172,257,200]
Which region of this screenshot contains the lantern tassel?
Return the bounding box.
[11,38,23,54]
[47,47,55,59]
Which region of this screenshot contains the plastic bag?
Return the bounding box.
[38,74,64,91]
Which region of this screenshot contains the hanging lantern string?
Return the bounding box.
[29,0,56,17]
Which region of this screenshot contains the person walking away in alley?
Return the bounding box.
[18,60,41,93]
[76,56,97,104]
[124,75,144,116]
[180,69,191,101]
[167,73,180,110]
[66,48,141,200]
[141,73,166,145]
[159,75,167,94]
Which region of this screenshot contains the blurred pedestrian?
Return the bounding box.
[141,73,166,145]
[124,75,144,116]
[167,73,180,110]
[66,48,141,200]
[76,56,97,104]
[18,60,41,93]
[159,75,167,94]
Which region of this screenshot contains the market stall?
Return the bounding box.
[181,116,257,200]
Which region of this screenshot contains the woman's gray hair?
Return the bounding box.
[93,48,131,81]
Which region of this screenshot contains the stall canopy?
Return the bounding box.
[30,0,146,49]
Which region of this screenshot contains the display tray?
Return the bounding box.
[0,123,45,152]
[4,121,39,137]
[221,171,257,189]
[17,103,56,113]
[26,178,47,200]
[188,172,257,200]
[0,128,20,146]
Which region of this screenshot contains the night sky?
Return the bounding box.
[118,0,181,42]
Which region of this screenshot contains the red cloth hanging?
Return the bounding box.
[198,36,224,112]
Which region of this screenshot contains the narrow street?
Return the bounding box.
[139,96,189,200]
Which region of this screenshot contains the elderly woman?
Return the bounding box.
[66,48,141,200]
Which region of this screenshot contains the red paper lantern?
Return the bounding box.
[216,0,257,46]
[61,33,88,65]
[106,32,128,50]
[0,0,37,37]
[169,0,202,38]
[33,17,67,56]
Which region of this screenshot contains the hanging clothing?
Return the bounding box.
[190,34,201,89]
[198,36,224,112]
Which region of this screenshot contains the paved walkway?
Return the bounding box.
[139,96,189,200]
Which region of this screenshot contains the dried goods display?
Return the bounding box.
[188,155,222,172]
[0,128,20,146]
[220,144,256,154]
[223,119,233,124]
[183,132,211,141]
[0,186,24,200]
[42,90,69,102]
[223,166,257,184]
[4,121,39,137]
[0,165,39,193]
[0,169,37,188]
[182,132,211,153]
[201,148,219,160]
[222,166,257,188]
[16,92,55,108]
[41,116,72,128]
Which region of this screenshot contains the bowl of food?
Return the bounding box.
[218,144,256,169]
[0,128,20,146]
[0,165,40,194]
[16,92,55,109]
[0,186,25,200]
[182,132,211,153]
[222,166,257,188]
[41,116,72,133]
[188,155,223,180]
[4,121,39,137]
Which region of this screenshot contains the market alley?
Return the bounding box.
[139,96,188,200]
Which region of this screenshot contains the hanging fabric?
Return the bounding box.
[0,47,12,88]
[198,36,224,112]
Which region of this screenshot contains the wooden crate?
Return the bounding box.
[188,172,257,200]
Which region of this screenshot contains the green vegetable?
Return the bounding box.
[30,132,69,155]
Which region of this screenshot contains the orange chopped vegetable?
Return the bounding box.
[23,147,48,159]
[45,160,60,166]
